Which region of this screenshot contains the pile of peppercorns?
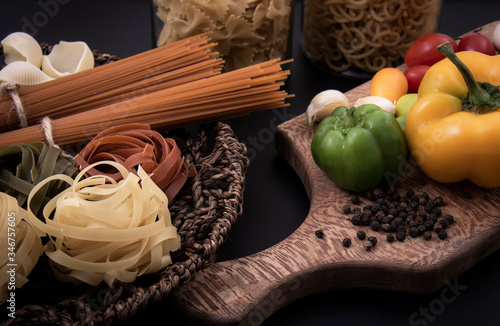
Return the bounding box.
[341,188,455,249]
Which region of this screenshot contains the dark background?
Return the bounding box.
[1,1,500,325]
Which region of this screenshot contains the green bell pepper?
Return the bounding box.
[311,104,408,192]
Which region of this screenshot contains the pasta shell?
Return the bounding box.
[41,41,94,78]
[1,32,43,68]
[0,61,54,86]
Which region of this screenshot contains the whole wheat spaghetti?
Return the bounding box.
[0,34,223,132]
[0,58,291,148]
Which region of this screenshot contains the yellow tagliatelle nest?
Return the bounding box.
[24,161,181,287]
[0,193,43,304]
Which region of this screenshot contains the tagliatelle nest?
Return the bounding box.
[0,193,43,304]
[24,161,181,288]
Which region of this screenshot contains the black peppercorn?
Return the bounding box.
[373,188,385,199]
[396,225,406,234]
[381,223,392,233]
[418,212,427,220]
[363,241,373,251]
[342,205,351,214]
[368,236,377,246]
[396,232,406,242]
[434,197,444,206]
[439,219,449,229]
[424,219,435,230]
[351,195,360,204]
[351,214,361,225]
[375,210,386,220]
[417,224,427,235]
[432,208,442,217]
[342,238,352,247]
[437,230,448,240]
[357,230,366,240]
[360,214,371,226]
[423,231,432,241]
[444,214,454,224]
[315,230,324,239]
[409,227,419,238]
[386,234,395,242]
[370,221,381,231]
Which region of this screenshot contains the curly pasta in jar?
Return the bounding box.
[302,0,441,79]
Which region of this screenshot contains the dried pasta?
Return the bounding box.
[154,0,293,71]
[302,0,441,74]
[24,161,181,287]
[0,192,43,304]
[73,124,195,202]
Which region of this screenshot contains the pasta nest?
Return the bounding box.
[0,193,43,304]
[24,161,181,287]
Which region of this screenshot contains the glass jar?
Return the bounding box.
[302,0,442,79]
[152,0,294,72]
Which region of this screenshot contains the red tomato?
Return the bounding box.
[405,33,458,67]
[458,32,495,55]
[404,65,430,93]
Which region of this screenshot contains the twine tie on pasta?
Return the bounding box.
[41,116,73,159]
[0,81,28,128]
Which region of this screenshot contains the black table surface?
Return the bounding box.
[2,1,500,325]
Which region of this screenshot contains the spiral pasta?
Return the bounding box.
[302,0,441,74]
[24,161,181,287]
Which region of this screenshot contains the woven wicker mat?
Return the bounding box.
[1,121,249,325]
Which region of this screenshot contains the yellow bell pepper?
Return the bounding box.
[405,42,500,188]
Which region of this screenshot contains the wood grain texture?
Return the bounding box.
[171,21,500,325]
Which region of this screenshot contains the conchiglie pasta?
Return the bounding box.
[153,0,294,71]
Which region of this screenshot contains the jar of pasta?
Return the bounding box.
[153,0,294,72]
[302,0,441,79]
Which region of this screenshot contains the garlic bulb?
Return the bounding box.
[354,96,396,115]
[1,32,43,68]
[306,89,349,127]
[41,41,94,78]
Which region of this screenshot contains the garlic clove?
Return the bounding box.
[306,89,349,127]
[354,96,396,115]
[0,61,54,86]
[1,32,43,68]
[41,41,94,78]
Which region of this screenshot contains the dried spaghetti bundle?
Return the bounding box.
[24,161,181,287]
[73,124,196,202]
[0,58,291,149]
[0,192,43,304]
[0,34,222,132]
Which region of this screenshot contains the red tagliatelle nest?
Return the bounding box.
[73,123,196,203]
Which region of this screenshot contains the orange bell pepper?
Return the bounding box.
[405,42,500,188]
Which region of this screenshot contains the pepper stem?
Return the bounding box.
[437,42,500,113]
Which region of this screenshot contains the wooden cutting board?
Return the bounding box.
[171,21,500,324]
